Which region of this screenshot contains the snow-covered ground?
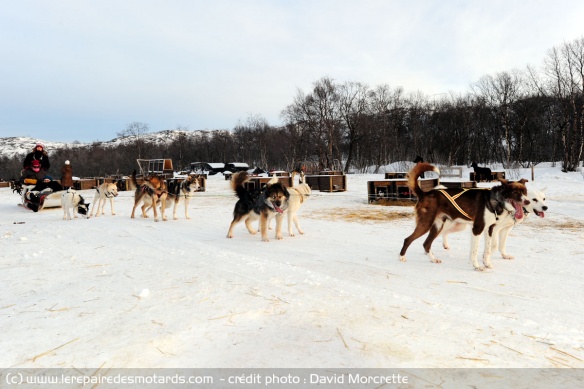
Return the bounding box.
[1,164,583,385]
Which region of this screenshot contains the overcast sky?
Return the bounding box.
[1,0,583,143]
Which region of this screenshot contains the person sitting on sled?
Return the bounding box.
[21,160,62,212]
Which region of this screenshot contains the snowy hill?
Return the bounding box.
[0,130,202,158]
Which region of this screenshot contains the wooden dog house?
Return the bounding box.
[368,178,438,203]
[242,176,293,192]
[304,172,347,192]
[469,171,505,182]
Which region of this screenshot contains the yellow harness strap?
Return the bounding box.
[438,188,489,220]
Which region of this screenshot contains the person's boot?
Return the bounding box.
[26,202,39,212]
[27,192,40,203]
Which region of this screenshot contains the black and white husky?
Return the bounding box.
[227,171,290,242]
[160,175,201,220]
[61,189,90,220]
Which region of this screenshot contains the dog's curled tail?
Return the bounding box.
[231,171,249,190]
[407,162,439,198]
[130,170,139,190]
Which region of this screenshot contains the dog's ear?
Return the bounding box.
[518,178,529,184]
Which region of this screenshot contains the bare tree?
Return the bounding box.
[117,122,150,159]
[472,70,524,167]
[337,81,370,172]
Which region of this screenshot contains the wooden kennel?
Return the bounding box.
[469,171,505,182]
[242,176,293,192]
[304,173,347,192]
[367,178,439,203]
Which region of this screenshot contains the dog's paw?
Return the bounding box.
[427,252,441,263]
[276,234,283,240]
[502,253,514,260]
[289,232,296,237]
[442,243,450,250]
[262,236,270,242]
[399,255,407,262]
[474,266,485,272]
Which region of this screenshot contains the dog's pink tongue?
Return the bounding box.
[275,205,284,214]
[514,202,524,220]
[537,211,545,218]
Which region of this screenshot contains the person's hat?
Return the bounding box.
[31,160,41,171]
[65,160,70,165]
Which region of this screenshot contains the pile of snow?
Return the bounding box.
[1,164,583,383]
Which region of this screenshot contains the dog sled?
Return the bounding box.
[20,185,63,211]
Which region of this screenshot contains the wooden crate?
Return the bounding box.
[318,175,347,192]
[439,166,463,178]
[268,171,291,177]
[493,171,506,180]
[384,172,407,179]
[305,174,347,192]
[0,182,9,188]
[304,175,320,190]
[368,178,438,202]
[73,178,97,190]
[469,171,506,182]
[440,180,477,189]
[242,176,293,192]
[318,170,344,176]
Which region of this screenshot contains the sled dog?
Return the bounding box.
[158,175,201,220]
[227,171,290,242]
[471,162,492,182]
[130,170,166,222]
[441,188,547,259]
[90,182,119,217]
[61,189,90,220]
[285,172,312,236]
[399,163,529,271]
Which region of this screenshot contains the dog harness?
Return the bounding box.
[437,188,490,220]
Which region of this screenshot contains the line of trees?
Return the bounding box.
[1,37,583,180]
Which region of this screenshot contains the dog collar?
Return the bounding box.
[101,189,115,198]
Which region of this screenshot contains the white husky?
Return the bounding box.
[285,172,312,236]
[90,182,119,217]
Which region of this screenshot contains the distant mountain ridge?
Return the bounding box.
[0,130,200,159]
